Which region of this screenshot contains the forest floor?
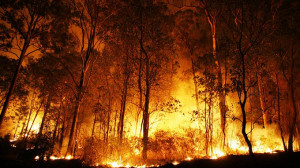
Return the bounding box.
[1,137,299,168]
[160,152,300,168]
[0,151,299,168]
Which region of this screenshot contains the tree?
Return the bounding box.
[65,0,112,155]
[0,0,54,127]
[174,9,209,113]
[137,1,174,160]
[225,0,274,157]
[199,0,227,145]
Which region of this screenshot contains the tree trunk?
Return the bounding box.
[257,72,269,128]
[67,96,81,155]
[287,54,297,152]
[142,70,150,161]
[0,40,30,127]
[37,94,51,139]
[240,51,255,158]
[241,103,254,157]
[67,33,95,155]
[191,58,200,112]
[118,53,130,143]
[276,73,287,151]
[203,8,226,144]
[91,113,97,138]
[106,77,111,145]
[23,93,37,138]
[140,27,150,161]
[118,80,128,144]
[53,104,61,143]
[25,99,44,140]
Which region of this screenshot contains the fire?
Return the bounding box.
[172,161,180,165]
[213,149,225,158]
[109,162,123,168]
[185,156,192,161]
[49,155,73,161]
[65,155,72,160]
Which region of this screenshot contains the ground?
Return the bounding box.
[1,152,299,168]
[1,137,299,168]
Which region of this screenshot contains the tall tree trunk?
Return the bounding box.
[202,7,226,144]
[37,94,51,139]
[53,104,61,143]
[137,45,143,135]
[204,92,208,155]
[91,113,97,138]
[106,76,111,145]
[142,57,150,161]
[118,53,130,144]
[0,40,30,127]
[13,114,22,139]
[191,58,200,112]
[23,93,37,138]
[239,51,254,158]
[67,28,95,155]
[287,52,297,152]
[140,17,150,160]
[241,103,254,157]
[25,99,44,140]
[257,71,269,128]
[276,73,287,151]
[118,80,128,144]
[67,94,81,155]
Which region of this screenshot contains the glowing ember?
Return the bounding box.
[34,156,39,161]
[50,156,58,160]
[108,162,123,168]
[134,148,140,155]
[65,155,72,160]
[185,157,192,161]
[172,161,180,165]
[213,149,225,157]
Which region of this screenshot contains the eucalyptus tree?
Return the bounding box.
[271,0,300,152]
[130,0,174,160]
[65,0,114,156]
[0,0,55,127]
[225,0,274,157]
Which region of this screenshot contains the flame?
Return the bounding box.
[49,155,73,161]
[185,156,192,161]
[65,155,72,160]
[109,162,123,168]
[213,149,225,158]
[172,161,180,165]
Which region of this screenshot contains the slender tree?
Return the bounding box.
[0,0,53,127]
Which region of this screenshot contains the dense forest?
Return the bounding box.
[0,0,299,167]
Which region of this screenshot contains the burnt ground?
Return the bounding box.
[161,152,300,168]
[1,136,299,168]
[0,152,299,168]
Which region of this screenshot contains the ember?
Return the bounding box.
[0,0,298,168]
